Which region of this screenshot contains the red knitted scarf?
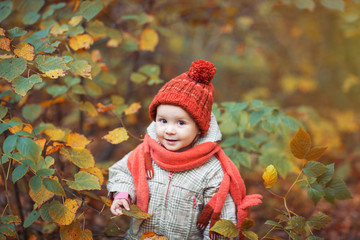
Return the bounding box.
[127,134,262,237]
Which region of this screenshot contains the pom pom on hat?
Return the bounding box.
[188,60,216,84]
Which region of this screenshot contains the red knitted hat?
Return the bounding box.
[149,60,216,135]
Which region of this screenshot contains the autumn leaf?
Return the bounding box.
[102,127,129,144]
[66,132,90,149]
[69,34,94,51]
[96,103,115,113]
[0,37,11,51]
[22,124,33,134]
[39,97,65,107]
[43,128,66,141]
[60,220,93,240]
[122,204,153,219]
[290,127,311,159]
[79,101,98,117]
[14,42,35,61]
[29,184,54,207]
[91,49,103,62]
[304,147,328,161]
[35,138,46,150]
[209,219,239,238]
[124,102,141,115]
[140,28,159,52]
[241,218,254,230]
[43,69,67,79]
[139,232,168,240]
[82,167,104,185]
[262,164,278,188]
[46,142,65,155]
[60,147,95,169]
[49,199,79,225]
[66,171,101,191]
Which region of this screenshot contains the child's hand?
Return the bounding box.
[110,198,130,216]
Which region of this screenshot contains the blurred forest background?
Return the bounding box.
[0,0,359,239]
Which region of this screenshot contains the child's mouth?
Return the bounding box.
[165,139,177,145]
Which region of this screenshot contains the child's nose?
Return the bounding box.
[165,125,176,134]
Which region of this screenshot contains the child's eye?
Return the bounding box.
[159,119,167,124]
[178,120,185,126]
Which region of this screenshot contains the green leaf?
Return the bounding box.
[219,120,237,135]
[281,116,299,130]
[69,60,92,79]
[221,137,240,147]
[17,137,42,161]
[317,163,334,185]
[23,28,50,44]
[264,220,283,228]
[303,161,328,178]
[23,210,40,228]
[13,75,42,96]
[31,39,56,54]
[0,0,13,23]
[251,99,263,107]
[261,119,275,133]
[43,178,66,196]
[79,0,103,21]
[1,155,10,164]
[138,64,160,77]
[249,110,264,126]
[288,216,306,235]
[209,219,239,238]
[12,165,28,183]
[99,71,117,85]
[295,0,315,11]
[15,0,44,14]
[3,135,18,154]
[0,224,16,237]
[0,105,8,120]
[326,178,352,200]
[36,168,55,177]
[320,0,345,11]
[233,152,251,168]
[0,215,21,224]
[239,138,260,152]
[40,203,53,222]
[8,27,27,39]
[66,171,101,191]
[238,111,249,131]
[307,212,331,230]
[29,175,42,193]
[307,184,325,204]
[130,72,147,83]
[34,55,69,73]
[46,85,68,97]
[22,104,41,122]
[0,58,27,82]
[22,11,40,25]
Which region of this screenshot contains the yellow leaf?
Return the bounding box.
[209,219,239,238]
[29,184,54,207]
[0,37,11,51]
[79,101,98,117]
[34,138,46,151]
[69,34,94,51]
[100,196,112,207]
[50,24,69,36]
[304,146,327,161]
[82,167,104,185]
[23,124,33,134]
[140,28,159,52]
[49,199,79,226]
[14,42,35,61]
[290,127,311,159]
[342,74,359,93]
[102,127,129,144]
[60,220,93,240]
[68,16,83,26]
[262,165,278,188]
[42,69,67,79]
[44,128,66,141]
[124,102,141,115]
[66,132,90,149]
[122,204,153,219]
[5,117,23,134]
[333,110,359,133]
[106,38,120,48]
[60,147,95,169]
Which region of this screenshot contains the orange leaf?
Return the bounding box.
[0,37,11,51]
[14,42,35,61]
[46,142,65,155]
[140,28,159,52]
[66,132,90,149]
[124,102,141,115]
[96,103,115,113]
[69,34,94,51]
[290,127,311,159]
[304,146,327,161]
[91,49,103,63]
[139,232,168,240]
[23,124,33,134]
[39,97,65,107]
[35,138,46,151]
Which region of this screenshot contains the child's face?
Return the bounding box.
[155,105,200,152]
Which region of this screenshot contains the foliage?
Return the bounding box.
[0,0,357,239]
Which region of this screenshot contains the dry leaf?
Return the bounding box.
[124,102,141,115]
[304,147,327,161]
[46,142,65,155]
[23,124,33,134]
[42,69,67,79]
[140,28,159,52]
[39,97,65,107]
[96,103,115,113]
[35,138,46,151]
[209,219,239,238]
[66,132,90,149]
[0,37,11,51]
[122,204,153,219]
[14,42,35,61]
[241,218,254,230]
[102,127,129,144]
[69,34,94,51]
[290,127,311,159]
[262,165,277,188]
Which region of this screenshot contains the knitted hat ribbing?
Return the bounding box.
[149,60,216,135]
